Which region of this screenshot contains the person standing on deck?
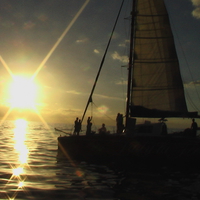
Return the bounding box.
[116,113,124,134]
[77,119,82,136]
[191,118,198,137]
[73,117,79,135]
[86,116,92,136]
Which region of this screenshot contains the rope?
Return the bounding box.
[81,0,125,124]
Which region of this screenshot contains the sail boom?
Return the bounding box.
[133,87,183,91]
[134,60,178,64]
[137,14,168,17]
[135,36,174,39]
[130,106,199,118]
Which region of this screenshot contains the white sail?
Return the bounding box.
[130,0,197,118]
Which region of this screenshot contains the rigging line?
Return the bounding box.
[31,0,90,81]
[81,0,125,123]
[90,116,97,132]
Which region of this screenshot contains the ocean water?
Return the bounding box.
[1,120,200,200]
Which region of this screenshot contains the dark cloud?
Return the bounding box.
[191,0,200,18]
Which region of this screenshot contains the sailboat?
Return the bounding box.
[57,0,200,166]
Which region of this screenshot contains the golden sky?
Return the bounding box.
[0,0,200,129]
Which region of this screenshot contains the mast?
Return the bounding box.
[81,0,125,124]
[125,0,136,129]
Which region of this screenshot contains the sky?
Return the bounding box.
[0,0,200,130]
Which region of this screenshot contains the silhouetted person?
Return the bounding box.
[73,117,79,135]
[77,120,82,136]
[191,118,198,137]
[116,113,124,134]
[86,117,92,136]
[98,123,107,135]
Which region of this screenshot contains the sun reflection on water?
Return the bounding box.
[18,181,24,188]
[12,167,24,176]
[13,119,29,165]
[4,119,30,199]
[10,119,29,190]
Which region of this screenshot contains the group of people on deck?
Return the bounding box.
[73,116,198,137]
[73,116,108,135]
[73,116,95,136]
[97,113,124,135]
[73,113,125,136]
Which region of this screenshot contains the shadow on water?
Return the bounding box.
[1,152,200,200]
[54,154,200,200]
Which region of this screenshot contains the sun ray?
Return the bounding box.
[31,0,90,80]
[0,1,91,136]
[0,3,93,197]
[0,56,14,78]
[0,107,13,126]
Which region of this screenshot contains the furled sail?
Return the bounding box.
[130,0,197,118]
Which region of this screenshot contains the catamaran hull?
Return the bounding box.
[57,135,200,167]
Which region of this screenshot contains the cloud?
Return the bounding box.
[192,7,200,18]
[191,0,200,19]
[94,49,100,54]
[111,51,129,63]
[66,90,80,95]
[190,80,200,85]
[76,38,88,43]
[94,93,124,101]
[23,21,36,30]
[191,0,200,6]
[184,80,200,87]
[119,40,130,47]
[115,80,127,85]
[118,43,126,47]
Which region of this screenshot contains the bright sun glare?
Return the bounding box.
[9,76,38,109]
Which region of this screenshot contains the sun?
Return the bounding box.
[8,75,38,109]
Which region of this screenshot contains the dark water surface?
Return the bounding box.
[1,120,200,200]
